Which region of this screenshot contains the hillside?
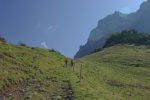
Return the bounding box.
[0,41,76,99]
[75,0,150,58]
[0,41,150,100]
[73,44,150,100]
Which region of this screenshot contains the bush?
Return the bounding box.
[31,47,37,50]
[19,43,27,46]
[48,49,56,52]
[0,36,6,43]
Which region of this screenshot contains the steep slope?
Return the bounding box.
[75,0,150,58]
[0,41,75,99]
[73,44,150,100]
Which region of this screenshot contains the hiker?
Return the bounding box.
[70,60,74,67]
[70,60,75,71]
[65,59,68,67]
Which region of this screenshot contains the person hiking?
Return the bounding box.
[70,60,74,67]
[70,60,75,71]
[65,59,68,67]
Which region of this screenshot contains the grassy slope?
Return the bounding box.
[72,44,150,100]
[0,42,76,99]
[0,41,150,100]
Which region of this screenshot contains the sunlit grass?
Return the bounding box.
[0,43,150,100]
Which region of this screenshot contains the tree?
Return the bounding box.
[104,30,150,47]
[91,30,150,54]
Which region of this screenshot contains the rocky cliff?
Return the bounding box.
[75,0,150,58]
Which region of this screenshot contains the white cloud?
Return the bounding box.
[48,25,59,31]
[41,41,49,49]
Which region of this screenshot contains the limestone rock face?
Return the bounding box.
[75,0,150,58]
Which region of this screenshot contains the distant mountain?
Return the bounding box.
[75,0,150,58]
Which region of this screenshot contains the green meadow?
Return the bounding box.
[0,41,150,100]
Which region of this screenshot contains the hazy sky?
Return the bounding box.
[0,0,146,57]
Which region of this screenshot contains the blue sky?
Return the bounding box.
[0,0,146,57]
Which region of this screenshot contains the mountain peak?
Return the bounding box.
[137,0,150,12]
[75,0,150,58]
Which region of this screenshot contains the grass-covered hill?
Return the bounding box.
[0,41,76,99]
[0,38,150,100]
[74,44,150,100]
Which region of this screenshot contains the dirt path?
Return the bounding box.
[0,79,29,100]
[61,80,74,100]
[0,85,22,100]
[0,70,74,100]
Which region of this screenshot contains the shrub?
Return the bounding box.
[48,49,56,52]
[19,43,27,46]
[31,47,37,50]
[0,36,6,43]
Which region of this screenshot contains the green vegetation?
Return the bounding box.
[0,36,6,43]
[104,30,150,48]
[0,42,75,99]
[73,44,150,100]
[19,43,27,47]
[0,37,150,99]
